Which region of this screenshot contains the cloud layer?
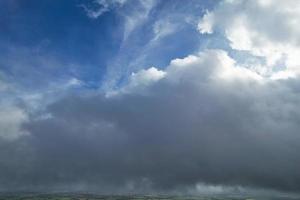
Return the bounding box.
[1,0,300,196]
[1,50,300,194]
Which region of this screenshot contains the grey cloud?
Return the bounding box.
[1,50,300,194]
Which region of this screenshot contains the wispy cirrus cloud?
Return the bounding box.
[80,0,128,19]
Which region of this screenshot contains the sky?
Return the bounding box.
[1,0,300,197]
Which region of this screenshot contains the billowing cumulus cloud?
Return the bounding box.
[199,0,300,76]
[1,49,300,195]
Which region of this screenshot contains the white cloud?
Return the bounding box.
[152,19,177,41]
[199,0,300,77]
[130,67,166,87]
[121,0,156,40]
[64,78,83,88]
[165,50,262,85]
[109,49,263,98]
[198,11,214,34]
[108,67,165,96]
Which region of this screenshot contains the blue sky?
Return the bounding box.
[1,0,120,89]
[0,0,217,91]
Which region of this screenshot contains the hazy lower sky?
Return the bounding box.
[1,0,300,196]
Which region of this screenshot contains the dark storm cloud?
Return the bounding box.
[1,50,300,194]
